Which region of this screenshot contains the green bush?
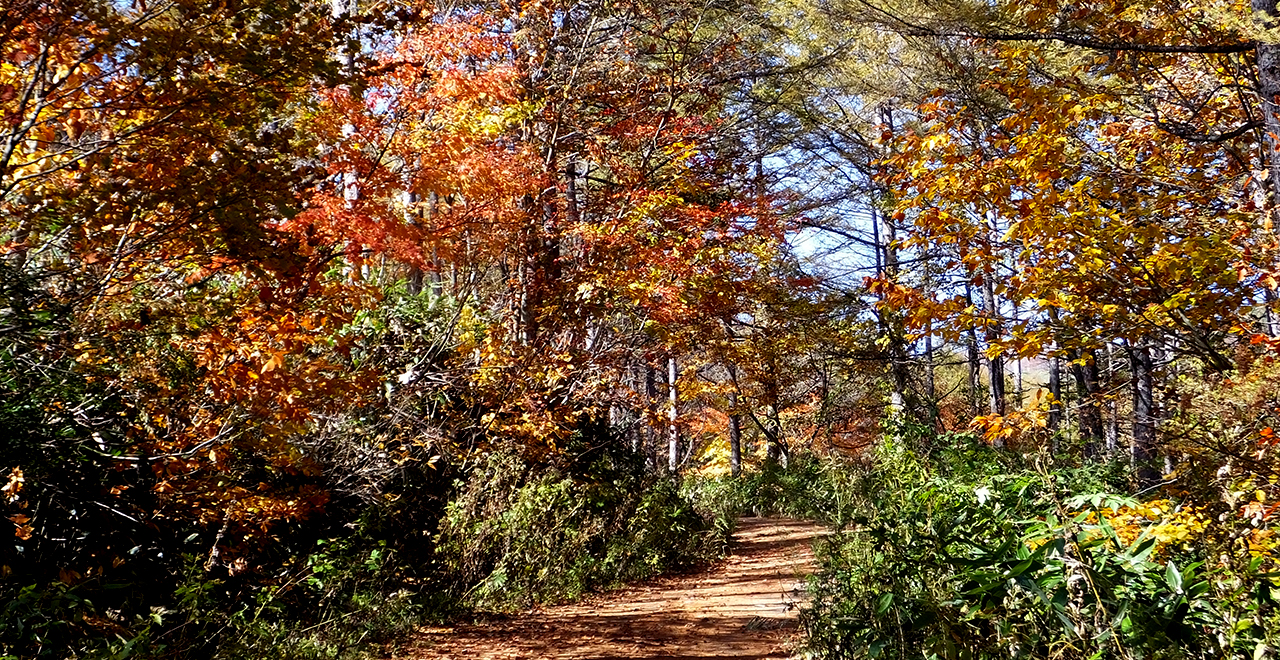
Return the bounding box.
[684,454,864,530]
[437,451,720,611]
[158,536,431,660]
[800,439,1280,660]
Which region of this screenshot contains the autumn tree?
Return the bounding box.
[830,0,1280,481]
[306,0,791,464]
[0,0,427,629]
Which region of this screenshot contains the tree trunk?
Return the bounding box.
[1153,342,1174,476]
[332,0,358,202]
[922,330,937,427]
[1074,350,1103,457]
[427,193,442,298]
[1131,340,1160,488]
[981,276,1005,419]
[667,356,679,473]
[875,208,910,411]
[407,266,424,296]
[728,364,742,477]
[763,360,784,468]
[1048,355,1063,445]
[1087,354,1103,446]
[1068,349,1103,456]
[729,390,742,478]
[404,190,423,295]
[1255,0,1280,211]
[964,283,982,416]
[924,331,936,405]
[1105,343,1119,457]
[767,401,787,469]
[565,160,580,225]
[519,263,536,344]
[871,208,883,276]
[1045,307,1097,455]
[1012,302,1024,408]
[517,191,540,344]
[645,365,658,469]
[1268,289,1278,337]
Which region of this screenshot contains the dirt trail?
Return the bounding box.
[394,517,825,660]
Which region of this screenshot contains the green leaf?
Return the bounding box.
[1007,558,1035,577]
[1095,515,1122,548]
[1166,562,1183,594]
[1127,536,1156,565]
[1110,601,1130,631]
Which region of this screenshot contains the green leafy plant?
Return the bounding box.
[437,450,720,611]
[801,438,1280,660]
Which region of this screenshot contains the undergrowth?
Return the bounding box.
[436,450,724,611]
[797,426,1280,660]
[1,446,723,659]
[684,454,863,531]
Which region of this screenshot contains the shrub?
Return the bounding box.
[157,534,432,660]
[436,450,720,611]
[684,454,865,530]
[800,439,1280,660]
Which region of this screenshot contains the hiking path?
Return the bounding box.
[391,517,826,660]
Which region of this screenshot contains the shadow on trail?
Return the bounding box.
[424,610,800,659]
[401,517,825,660]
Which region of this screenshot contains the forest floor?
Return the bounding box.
[390,517,825,660]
